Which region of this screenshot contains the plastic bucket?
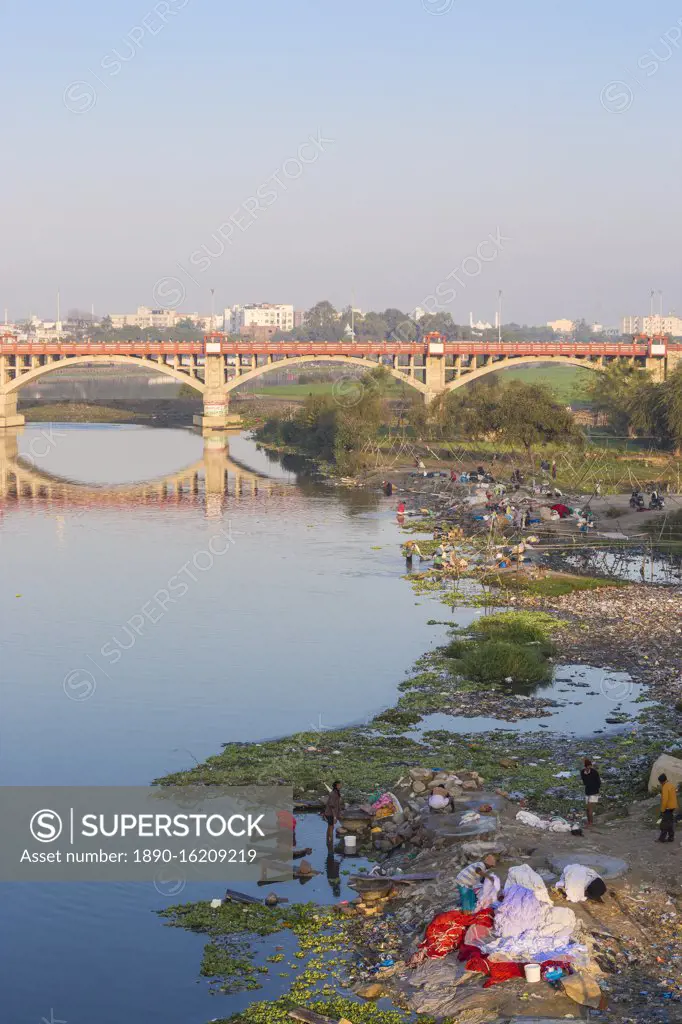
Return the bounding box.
[343,835,357,854]
[524,963,541,983]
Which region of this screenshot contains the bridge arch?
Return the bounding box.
[444,355,604,393]
[1,355,206,395]
[224,354,428,395]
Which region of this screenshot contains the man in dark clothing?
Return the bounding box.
[323,780,342,847]
[580,758,601,826]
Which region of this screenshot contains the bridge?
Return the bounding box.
[1,333,679,429]
[0,430,292,518]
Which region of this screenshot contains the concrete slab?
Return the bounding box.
[547,850,628,879]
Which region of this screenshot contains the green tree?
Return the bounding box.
[304,301,337,331]
[436,378,582,466]
[658,364,682,452]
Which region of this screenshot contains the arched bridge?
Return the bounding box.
[1,334,679,429]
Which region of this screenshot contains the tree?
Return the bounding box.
[304,301,337,331]
[417,312,457,340]
[176,317,197,329]
[657,364,682,452]
[586,362,654,437]
[572,319,593,344]
[436,378,583,466]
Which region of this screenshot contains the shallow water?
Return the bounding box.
[415,663,649,736]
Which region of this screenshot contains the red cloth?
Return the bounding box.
[419,908,494,959]
[465,955,526,986]
[276,811,297,831]
[550,503,570,518]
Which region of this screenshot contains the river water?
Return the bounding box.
[0,424,645,1024]
[0,424,451,1024]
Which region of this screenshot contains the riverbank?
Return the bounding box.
[153,464,679,1024]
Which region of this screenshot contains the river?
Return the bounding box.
[1,424,450,1024]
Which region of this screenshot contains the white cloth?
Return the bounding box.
[475,872,500,911]
[516,809,573,833]
[557,864,601,903]
[482,883,582,962]
[428,793,450,810]
[505,864,552,905]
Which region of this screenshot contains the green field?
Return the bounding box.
[492,362,591,402]
[250,363,591,403]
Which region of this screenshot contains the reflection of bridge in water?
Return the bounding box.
[0,429,292,516]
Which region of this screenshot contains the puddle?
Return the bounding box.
[553,547,682,585]
[412,664,651,737]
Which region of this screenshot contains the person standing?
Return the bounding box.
[551,459,557,480]
[323,780,343,847]
[657,773,678,843]
[580,758,601,826]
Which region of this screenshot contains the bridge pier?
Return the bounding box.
[192,351,242,430]
[424,353,446,404]
[0,392,25,428]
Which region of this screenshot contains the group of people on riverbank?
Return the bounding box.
[322,758,679,848]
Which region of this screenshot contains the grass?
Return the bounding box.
[488,573,629,597]
[445,638,553,685]
[494,362,591,403]
[22,403,154,423]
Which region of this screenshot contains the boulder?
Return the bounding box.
[412,781,427,794]
[460,780,479,791]
[355,982,385,999]
[561,972,605,1009]
[648,753,682,793]
[409,768,434,783]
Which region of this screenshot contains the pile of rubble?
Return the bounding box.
[337,766,488,854]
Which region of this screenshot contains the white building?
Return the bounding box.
[226,303,294,334]
[110,306,182,330]
[547,318,575,334]
[622,314,682,337]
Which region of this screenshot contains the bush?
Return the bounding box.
[449,639,553,685]
[467,611,557,653]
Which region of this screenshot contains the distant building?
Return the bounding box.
[622,314,682,337]
[110,306,181,330]
[227,303,294,334]
[294,310,306,328]
[547,318,575,334]
[239,324,279,341]
[591,323,604,334]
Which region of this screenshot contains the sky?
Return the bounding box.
[2,0,682,326]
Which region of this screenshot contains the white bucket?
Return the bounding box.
[524,963,541,983]
[343,835,357,854]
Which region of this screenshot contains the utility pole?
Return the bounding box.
[497,290,503,344]
[210,288,215,333]
[56,289,62,339]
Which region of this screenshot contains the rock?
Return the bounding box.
[355,982,384,999]
[392,811,405,825]
[461,840,506,858]
[499,758,516,768]
[547,851,628,879]
[409,768,434,783]
[561,971,604,1009]
[460,780,479,791]
[412,781,427,794]
[648,753,682,793]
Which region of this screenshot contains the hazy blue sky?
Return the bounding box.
[2,0,681,325]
